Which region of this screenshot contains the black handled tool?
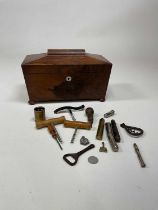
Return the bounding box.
[63,144,95,166]
[54,105,85,121]
[120,123,144,137]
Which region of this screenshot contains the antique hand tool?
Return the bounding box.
[51,124,63,143]
[64,120,91,129]
[120,123,144,137]
[54,105,85,121]
[34,106,46,121]
[99,142,107,152]
[85,107,94,127]
[111,119,121,142]
[104,110,115,118]
[133,143,146,168]
[70,127,78,143]
[35,116,65,129]
[105,123,119,152]
[48,124,63,150]
[63,144,95,166]
[96,118,105,140]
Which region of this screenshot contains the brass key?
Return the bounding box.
[99,142,107,152]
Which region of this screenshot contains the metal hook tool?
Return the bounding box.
[54,105,85,121]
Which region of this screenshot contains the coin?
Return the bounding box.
[88,156,99,164]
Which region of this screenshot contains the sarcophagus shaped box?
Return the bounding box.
[21,49,112,104]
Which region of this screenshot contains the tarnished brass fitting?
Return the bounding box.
[96,118,105,140]
[34,106,46,122]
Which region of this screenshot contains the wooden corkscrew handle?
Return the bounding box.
[64,120,91,130]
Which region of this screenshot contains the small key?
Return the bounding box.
[99,142,107,152]
[133,143,146,168]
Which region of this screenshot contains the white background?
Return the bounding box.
[0,0,158,210]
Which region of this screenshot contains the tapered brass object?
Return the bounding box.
[96,118,105,140]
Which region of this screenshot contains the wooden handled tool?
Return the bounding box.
[48,124,63,150]
[85,107,94,127]
[36,116,65,129]
[64,120,91,130]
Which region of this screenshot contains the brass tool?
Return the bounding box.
[105,123,119,152]
[35,116,65,129]
[85,107,94,127]
[96,118,105,140]
[34,106,46,121]
[64,120,91,130]
[133,143,146,168]
[48,124,63,150]
[99,142,107,152]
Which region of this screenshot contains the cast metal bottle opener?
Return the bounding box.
[63,144,95,166]
[120,123,144,137]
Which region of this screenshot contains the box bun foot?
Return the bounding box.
[28,100,35,105]
[100,98,105,102]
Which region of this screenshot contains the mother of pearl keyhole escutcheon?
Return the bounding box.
[66,76,72,82]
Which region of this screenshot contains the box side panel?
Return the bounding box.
[22,64,112,104]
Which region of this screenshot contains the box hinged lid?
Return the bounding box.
[22,49,112,66]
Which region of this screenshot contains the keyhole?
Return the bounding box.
[66,76,72,82]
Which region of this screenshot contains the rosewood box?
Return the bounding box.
[21,49,112,104]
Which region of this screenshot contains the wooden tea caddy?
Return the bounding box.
[21,49,112,104]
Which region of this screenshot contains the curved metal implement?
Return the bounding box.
[54,105,85,114]
[63,144,95,166]
[120,123,144,137]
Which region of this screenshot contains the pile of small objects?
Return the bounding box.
[34,105,145,167]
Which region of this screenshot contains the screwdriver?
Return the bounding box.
[48,124,63,150]
[133,143,146,168]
